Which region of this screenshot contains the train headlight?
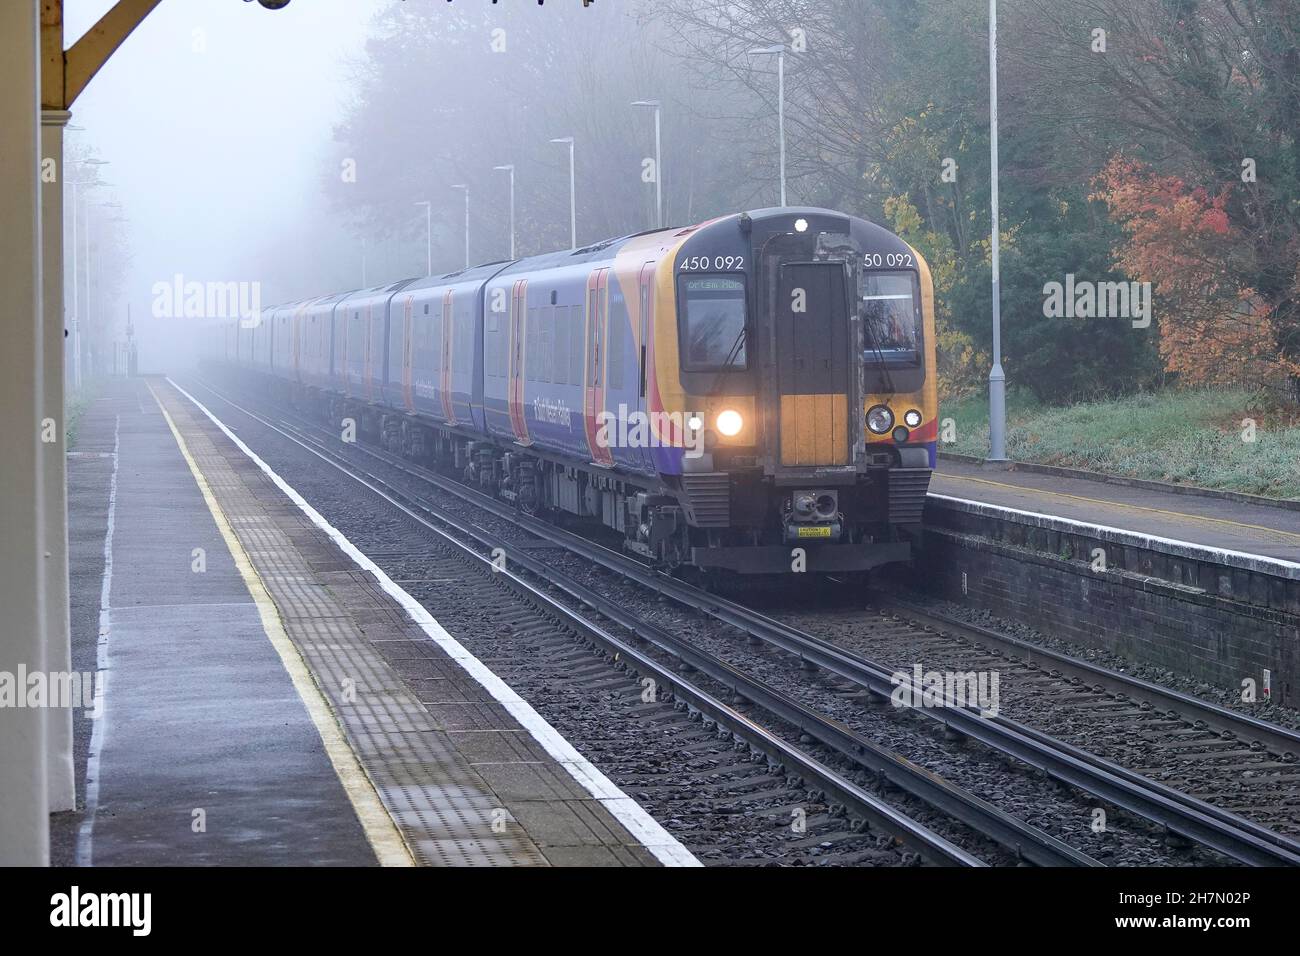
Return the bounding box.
[716,409,744,437]
[904,409,922,428]
[867,405,894,435]
[687,415,704,432]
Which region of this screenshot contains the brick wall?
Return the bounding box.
[915,500,1300,708]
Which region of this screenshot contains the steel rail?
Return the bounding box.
[185,381,984,867]
[882,597,1300,760]
[193,378,1300,867]
[268,413,1090,865]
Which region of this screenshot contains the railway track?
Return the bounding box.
[175,379,1004,865]
[357,543,947,866]
[782,598,1300,836]
[182,376,1300,866]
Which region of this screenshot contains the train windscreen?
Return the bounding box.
[859,271,921,366]
[680,275,748,371]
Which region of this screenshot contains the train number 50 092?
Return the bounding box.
[864,253,914,268]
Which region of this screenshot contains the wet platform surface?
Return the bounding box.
[62,378,687,866]
[72,380,375,866]
[933,458,1300,567]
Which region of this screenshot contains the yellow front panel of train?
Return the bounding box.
[779,393,849,466]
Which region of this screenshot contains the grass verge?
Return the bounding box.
[941,388,1300,500]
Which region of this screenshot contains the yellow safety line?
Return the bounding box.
[147,382,415,867]
[937,472,1300,543]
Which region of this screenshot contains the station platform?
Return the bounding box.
[59,377,694,867]
[933,457,1300,567]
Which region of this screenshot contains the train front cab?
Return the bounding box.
[653,207,937,574]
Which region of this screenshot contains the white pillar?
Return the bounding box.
[0,0,50,866]
[43,109,76,814]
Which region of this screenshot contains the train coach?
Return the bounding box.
[207,206,938,576]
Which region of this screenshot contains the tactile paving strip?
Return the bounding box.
[158,388,549,867]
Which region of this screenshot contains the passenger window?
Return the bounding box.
[541,305,554,384]
[608,291,626,391]
[567,306,583,385]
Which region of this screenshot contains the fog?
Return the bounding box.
[70,0,1267,404]
[68,0,376,372]
[65,0,858,374]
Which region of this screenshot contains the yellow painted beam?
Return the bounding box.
[40,1,65,110]
[63,0,164,108]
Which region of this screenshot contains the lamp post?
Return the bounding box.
[413,200,432,276]
[67,158,109,391]
[987,0,1007,462]
[450,184,470,269]
[493,165,516,259]
[747,45,786,207]
[550,137,576,249]
[631,100,662,228]
[87,201,122,379]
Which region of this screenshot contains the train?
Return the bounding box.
[202,206,938,575]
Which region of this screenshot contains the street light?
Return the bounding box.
[88,204,124,379]
[631,100,663,228]
[748,44,786,207]
[67,158,109,390]
[550,137,576,250]
[493,165,516,259]
[987,0,1007,462]
[450,184,470,269]
[413,201,432,276]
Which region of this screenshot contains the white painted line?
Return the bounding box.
[76,416,118,868]
[168,378,702,867]
[929,492,1300,577]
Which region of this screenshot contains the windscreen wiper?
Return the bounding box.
[702,325,748,395]
[862,303,896,395]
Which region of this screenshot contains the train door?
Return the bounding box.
[303,311,313,383]
[363,302,375,402]
[401,295,414,411]
[318,307,327,383]
[775,262,852,466]
[507,279,531,444]
[440,290,455,424]
[583,268,613,467]
[264,312,273,371]
[328,304,338,387]
[632,261,657,471]
[291,307,301,382]
[343,309,356,397]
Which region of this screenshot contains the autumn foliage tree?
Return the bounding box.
[1093,156,1300,389]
